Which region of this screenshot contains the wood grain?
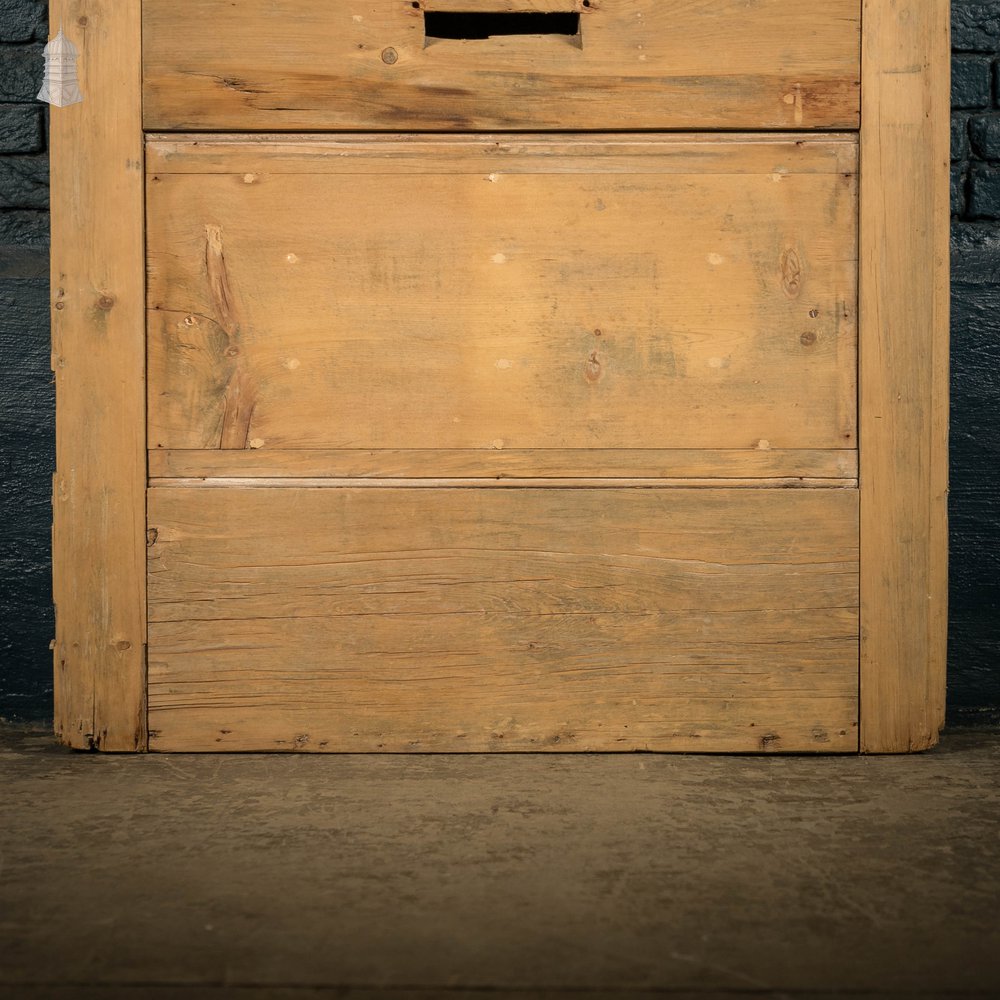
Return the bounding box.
[50,0,147,751]
[152,478,859,490]
[147,135,858,457]
[141,0,860,132]
[859,0,950,752]
[149,449,859,481]
[146,133,861,175]
[147,487,860,753]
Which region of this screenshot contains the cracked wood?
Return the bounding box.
[204,224,258,450]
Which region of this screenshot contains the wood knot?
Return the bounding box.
[97,294,116,312]
[584,350,603,383]
[780,248,803,298]
[146,528,159,547]
[800,331,817,347]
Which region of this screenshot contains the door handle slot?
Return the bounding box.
[423,11,581,42]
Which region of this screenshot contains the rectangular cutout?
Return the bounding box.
[424,11,580,40]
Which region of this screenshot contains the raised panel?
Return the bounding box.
[146,134,858,463]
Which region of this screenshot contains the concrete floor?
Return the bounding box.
[1,727,998,1000]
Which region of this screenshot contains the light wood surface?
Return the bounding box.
[859,0,950,752]
[50,0,147,751]
[147,487,860,753]
[149,448,859,481]
[145,133,861,175]
[152,478,859,490]
[142,0,861,132]
[47,0,949,754]
[149,448,858,484]
[147,135,858,457]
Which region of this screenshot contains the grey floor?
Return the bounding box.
[1,725,998,1000]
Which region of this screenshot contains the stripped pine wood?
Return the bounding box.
[48,0,949,755]
[142,0,861,132]
[859,0,950,752]
[147,487,860,753]
[50,0,146,751]
[146,135,858,456]
[149,449,859,481]
[152,478,859,490]
[146,133,861,175]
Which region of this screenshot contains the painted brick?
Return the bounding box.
[953,163,968,216]
[953,222,1000,284]
[950,278,1000,718]
[0,42,42,102]
[969,162,1000,217]
[0,102,43,153]
[953,113,972,159]
[0,0,44,43]
[0,155,48,209]
[953,54,994,107]
[953,1,1000,52]
[0,208,48,246]
[970,113,1000,157]
[0,274,54,724]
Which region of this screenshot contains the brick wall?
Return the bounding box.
[950,2,1000,724]
[0,0,52,722]
[1,3,999,724]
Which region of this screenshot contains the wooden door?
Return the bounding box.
[50,0,948,753]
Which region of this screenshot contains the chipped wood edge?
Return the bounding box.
[51,0,147,751]
[859,0,950,753]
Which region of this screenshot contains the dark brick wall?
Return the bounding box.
[950,2,1000,725]
[1,3,999,725]
[1,0,52,723]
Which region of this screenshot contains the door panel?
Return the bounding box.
[147,486,860,753]
[146,134,858,462]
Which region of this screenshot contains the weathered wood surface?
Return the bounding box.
[50,0,147,750]
[153,478,859,490]
[147,135,858,457]
[147,487,860,753]
[146,133,861,174]
[149,448,860,481]
[142,0,861,132]
[859,0,950,753]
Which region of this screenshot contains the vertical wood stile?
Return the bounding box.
[860,0,950,752]
[50,0,147,750]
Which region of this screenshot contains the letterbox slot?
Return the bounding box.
[423,11,581,41]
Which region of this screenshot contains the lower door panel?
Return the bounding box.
[147,486,859,752]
